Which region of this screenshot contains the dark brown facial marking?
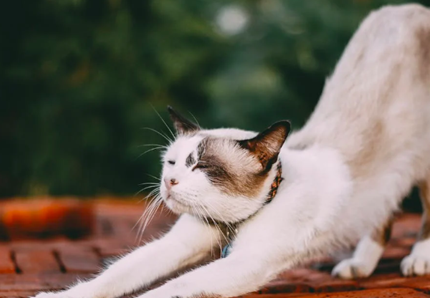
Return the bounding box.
[185,152,196,168]
[197,138,207,160]
[197,138,269,198]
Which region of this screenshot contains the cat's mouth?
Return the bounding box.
[164,195,194,213]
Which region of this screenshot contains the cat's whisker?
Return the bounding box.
[142,187,161,203]
[135,146,167,160]
[190,204,215,257]
[188,111,201,127]
[133,198,156,239]
[196,201,225,252]
[195,203,222,257]
[135,184,159,197]
[135,193,163,245]
[206,199,236,245]
[137,144,169,149]
[138,182,159,186]
[133,187,161,233]
[145,173,161,181]
[150,104,176,140]
[139,195,163,244]
[141,127,173,144]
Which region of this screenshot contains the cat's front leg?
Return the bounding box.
[31,214,220,298]
[135,248,287,298]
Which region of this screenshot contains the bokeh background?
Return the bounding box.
[0,0,427,210]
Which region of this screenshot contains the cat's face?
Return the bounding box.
[160,107,290,223]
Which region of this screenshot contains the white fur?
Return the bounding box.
[332,236,384,278]
[32,4,430,298]
[401,238,430,276]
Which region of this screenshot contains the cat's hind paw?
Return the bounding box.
[401,254,430,276]
[401,239,430,276]
[331,258,376,279]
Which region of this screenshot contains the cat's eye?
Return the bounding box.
[192,163,208,171]
[167,160,175,165]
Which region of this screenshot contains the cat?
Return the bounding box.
[32,3,430,298]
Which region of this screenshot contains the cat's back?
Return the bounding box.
[287,4,430,180]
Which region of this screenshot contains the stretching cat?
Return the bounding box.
[33,4,430,298]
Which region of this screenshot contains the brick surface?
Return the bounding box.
[58,248,101,273]
[402,279,430,294]
[259,280,310,294]
[0,246,15,273]
[243,288,430,297]
[0,291,40,298]
[15,250,61,274]
[381,245,410,260]
[310,278,359,292]
[1,199,430,298]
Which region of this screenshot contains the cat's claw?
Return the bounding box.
[331,258,376,279]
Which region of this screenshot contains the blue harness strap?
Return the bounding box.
[221,243,231,258]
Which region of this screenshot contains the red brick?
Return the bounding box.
[0,273,91,292]
[390,236,417,248]
[0,291,39,298]
[14,250,60,274]
[99,246,130,258]
[402,279,430,293]
[359,273,407,289]
[381,246,410,260]
[373,260,402,274]
[1,200,428,297]
[0,199,94,240]
[111,219,134,238]
[391,214,421,238]
[58,248,100,273]
[243,288,430,297]
[0,247,15,273]
[278,268,331,282]
[259,280,310,294]
[310,278,359,292]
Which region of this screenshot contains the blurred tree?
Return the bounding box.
[0,0,428,203]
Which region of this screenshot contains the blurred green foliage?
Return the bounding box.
[1,0,427,198]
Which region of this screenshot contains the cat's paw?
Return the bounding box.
[401,239,430,276]
[331,258,376,279]
[401,254,430,276]
[30,288,94,298]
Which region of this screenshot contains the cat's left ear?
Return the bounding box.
[238,121,290,170]
[167,106,200,135]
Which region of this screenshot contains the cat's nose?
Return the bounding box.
[164,177,179,190]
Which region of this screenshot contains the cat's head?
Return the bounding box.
[160,106,290,223]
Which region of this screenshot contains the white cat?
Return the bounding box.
[33,4,430,298]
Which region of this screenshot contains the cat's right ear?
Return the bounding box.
[167,106,200,135]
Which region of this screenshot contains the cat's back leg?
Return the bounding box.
[332,217,393,279]
[401,178,430,276]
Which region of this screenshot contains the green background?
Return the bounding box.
[1,0,427,208]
